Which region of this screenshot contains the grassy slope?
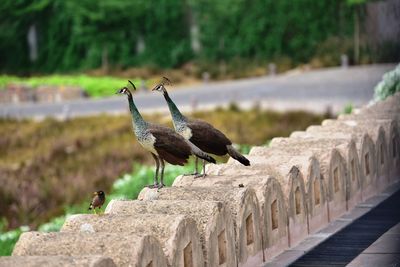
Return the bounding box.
[0,75,143,97]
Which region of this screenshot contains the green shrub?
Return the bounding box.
[111,162,194,200]
[37,216,66,233]
[374,64,400,101]
[0,226,29,256]
[342,103,353,114]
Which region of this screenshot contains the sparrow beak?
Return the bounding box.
[93,192,98,196]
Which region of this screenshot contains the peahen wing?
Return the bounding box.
[148,125,192,165]
[186,119,231,156]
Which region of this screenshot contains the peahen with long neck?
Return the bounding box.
[117,81,216,188]
[153,78,250,177]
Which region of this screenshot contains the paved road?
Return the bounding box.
[0,64,394,119]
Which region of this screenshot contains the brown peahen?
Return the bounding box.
[153,78,250,177]
[117,81,215,188]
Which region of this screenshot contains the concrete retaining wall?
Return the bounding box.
[4,92,399,267]
[174,173,290,260]
[13,232,168,267]
[250,149,329,236]
[306,126,378,200]
[138,187,263,267]
[321,120,391,192]
[269,137,363,211]
[61,214,204,267]
[105,200,237,267]
[266,141,348,221]
[0,256,116,267]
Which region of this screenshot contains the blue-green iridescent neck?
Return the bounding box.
[163,90,186,124]
[127,93,147,131]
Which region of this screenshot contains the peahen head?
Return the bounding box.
[116,86,130,95]
[116,80,136,96]
[152,77,171,93]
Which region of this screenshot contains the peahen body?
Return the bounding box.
[153,78,250,177]
[118,81,215,188]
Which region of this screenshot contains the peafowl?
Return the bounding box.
[117,81,215,188]
[153,77,250,177]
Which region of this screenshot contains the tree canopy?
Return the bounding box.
[0,0,355,74]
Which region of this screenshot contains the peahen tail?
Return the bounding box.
[187,140,216,164]
[227,145,250,166]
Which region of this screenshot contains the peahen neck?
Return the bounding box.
[127,93,147,132]
[163,90,186,126]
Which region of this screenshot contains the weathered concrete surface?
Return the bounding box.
[249,149,329,235]
[138,187,263,267]
[0,256,116,267]
[288,132,364,202]
[12,232,168,267]
[321,119,391,192]
[240,156,308,249]
[180,154,308,254]
[105,200,236,267]
[174,174,290,261]
[333,118,400,183]
[61,214,204,267]
[305,126,378,201]
[267,136,363,211]
[258,142,348,222]
[262,182,400,267]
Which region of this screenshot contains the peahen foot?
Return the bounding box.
[194,173,207,179]
[183,172,199,176]
[147,183,159,189]
[157,183,166,189]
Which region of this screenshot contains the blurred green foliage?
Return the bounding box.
[347,0,368,5]
[342,103,353,114]
[374,64,400,101]
[0,225,29,256]
[0,75,138,97]
[0,0,356,74]
[110,162,194,200]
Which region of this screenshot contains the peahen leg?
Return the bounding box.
[158,158,166,189]
[183,156,199,176]
[194,159,207,178]
[195,157,199,174]
[148,153,159,188]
